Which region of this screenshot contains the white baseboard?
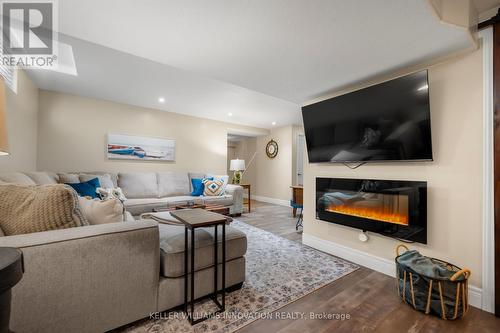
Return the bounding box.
[302,233,483,310]
[250,195,289,207]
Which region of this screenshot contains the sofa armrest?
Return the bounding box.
[225,184,243,214]
[0,221,160,333]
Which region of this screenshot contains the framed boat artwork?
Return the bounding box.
[107,134,175,161]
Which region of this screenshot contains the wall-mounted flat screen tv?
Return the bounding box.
[302,70,433,163]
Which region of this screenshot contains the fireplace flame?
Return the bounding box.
[326,205,408,225]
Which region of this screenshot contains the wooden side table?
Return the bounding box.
[153,203,230,216]
[239,184,251,213]
[291,186,303,217]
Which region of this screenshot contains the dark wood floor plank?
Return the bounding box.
[236,200,500,333]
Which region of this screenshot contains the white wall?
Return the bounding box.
[253,126,294,201]
[303,47,484,287]
[230,125,305,202]
[37,90,268,174]
[0,70,39,172]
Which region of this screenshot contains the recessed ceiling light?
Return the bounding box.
[158,97,165,103]
[228,112,233,116]
[272,121,276,126]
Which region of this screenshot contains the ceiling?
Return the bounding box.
[27,35,300,129]
[28,0,477,129]
[473,0,500,13]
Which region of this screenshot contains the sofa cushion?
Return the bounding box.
[80,174,115,189]
[0,184,89,236]
[24,172,59,185]
[58,173,80,183]
[0,173,36,185]
[118,172,158,198]
[201,195,234,206]
[164,196,203,207]
[87,171,119,187]
[157,172,190,197]
[78,197,124,225]
[202,179,224,196]
[158,223,247,278]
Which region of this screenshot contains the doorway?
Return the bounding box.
[296,134,305,186]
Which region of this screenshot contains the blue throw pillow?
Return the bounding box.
[191,177,213,196]
[66,177,101,199]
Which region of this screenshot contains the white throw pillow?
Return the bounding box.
[78,197,125,225]
[80,174,115,189]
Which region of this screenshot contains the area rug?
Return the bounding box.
[120,221,359,333]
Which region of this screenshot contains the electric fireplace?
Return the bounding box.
[316,178,427,244]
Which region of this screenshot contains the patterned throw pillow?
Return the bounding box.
[206,174,229,195]
[96,187,127,201]
[202,179,224,196]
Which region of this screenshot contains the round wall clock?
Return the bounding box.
[266,139,279,158]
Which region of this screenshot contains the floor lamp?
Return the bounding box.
[241,152,257,180]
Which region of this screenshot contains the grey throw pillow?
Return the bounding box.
[58,173,80,183]
[80,174,115,189]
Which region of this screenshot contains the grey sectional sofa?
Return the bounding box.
[116,171,244,216]
[0,171,247,333]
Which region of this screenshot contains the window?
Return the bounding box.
[0,63,17,93]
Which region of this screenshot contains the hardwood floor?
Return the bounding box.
[238,200,302,243]
[236,200,500,333]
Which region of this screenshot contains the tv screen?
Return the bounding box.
[302,70,433,163]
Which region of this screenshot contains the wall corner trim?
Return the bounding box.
[302,233,483,310]
[480,27,495,314]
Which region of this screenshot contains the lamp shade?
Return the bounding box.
[0,78,8,156]
[230,159,246,171]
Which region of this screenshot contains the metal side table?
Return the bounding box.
[170,209,228,325]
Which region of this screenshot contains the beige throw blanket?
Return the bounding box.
[140,211,184,225]
[141,210,232,225]
[0,184,89,236]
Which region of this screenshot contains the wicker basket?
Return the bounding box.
[395,244,471,320]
